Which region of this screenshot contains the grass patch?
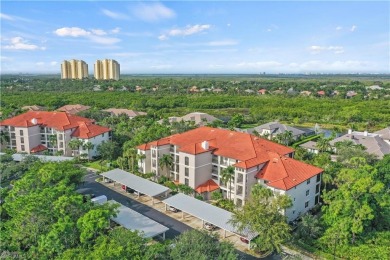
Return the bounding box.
[83,160,109,172]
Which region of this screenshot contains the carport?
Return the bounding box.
[101,169,170,204]
[108,200,169,240]
[163,193,257,248]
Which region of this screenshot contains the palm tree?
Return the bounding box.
[295,214,323,241]
[159,154,173,178]
[124,148,137,172]
[283,130,294,145]
[136,153,146,173]
[83,142,95,161]
[116,157,127,170]
[48,134,57,149]
[221,166,235,200]
[316,137,331,153]
[68,139,82,156]
[0,131,10,146]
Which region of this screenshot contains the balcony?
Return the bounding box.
[169,146,175,153]
[212,157,219,164]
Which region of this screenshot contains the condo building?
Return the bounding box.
[61,59,88,79]
[94,59,120,80]
[0,111,111,159]
[137,127,323,221]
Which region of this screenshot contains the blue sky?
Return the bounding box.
[1,1,389,74]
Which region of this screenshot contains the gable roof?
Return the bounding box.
[30,144,47,153]
[102,108,147,117]
[256,152,323,190]
[374,127,390,141]
[253,122,306,137]
[330,132,390,159]
[0,111,110,138]
[57,104,91,114]
[195,179,219,193]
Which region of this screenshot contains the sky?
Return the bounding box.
[1,1,389,74]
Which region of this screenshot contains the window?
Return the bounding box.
[316,184,320,194]
[306,190,310,196]
[185,178,189,186]
[185,168,189,177]
[293,197,296,201]
[307,179,311,185]
[292,210,295,214]
[59,142,64,148]
[316,174,321,183]
[20,137,24,144]
[176,155,179,162]
[315,195,320,205]
[305,201,309,208]
[21,145,25,151]
[10,126,15,131]
[20,130,24,136]
[176,164,179,172]
[102,133,105,137]
[58,134,63,139]
[185,156,189,166]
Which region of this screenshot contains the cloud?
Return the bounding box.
[2,37,45,50]
[159,24,211,40]
[54,27,90,37]
[101,9,129,20]
[50,61,58,66]
[91,29,107,36]
[336,26,342,31]
[132,2,175,22]
[350,25,357,32]
[36,62,45,66]
[111,27,120,34]
[54,27,120,45]
[309,45,344,54]
[208,40,238,46]
[0,13,14,21]
[266,24,279,32]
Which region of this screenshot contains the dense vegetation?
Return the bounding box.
[0,160,238,259]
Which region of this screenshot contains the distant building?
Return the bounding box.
[94,59,120,80]
[299,141,319,154]
[61,59,88,79]
[238,121,308,141]
[0,111,111,159]
[374,127,390,144]
[330,129,390,159]
[102,108,147,119]
[21,105,47,112]
[57,104,91,115]
[160,112,220,126]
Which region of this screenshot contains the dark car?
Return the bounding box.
[126,187,135,193]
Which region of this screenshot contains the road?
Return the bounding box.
[82,170,281,260]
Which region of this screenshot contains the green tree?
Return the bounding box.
[229,184,292,253]
[159,154,173,178]
[294,213,323,243]
[220,166,235,200]
[82,142,94,161]
[316,136,331,153]
[321,158,387,246]
[170,230,238,260]
[227,113,244,129]
[68,139,82,156]
[97,141,121,162]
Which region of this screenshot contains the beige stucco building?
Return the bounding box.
[94,59,120,80]
[0,111,111,159]
[61,59,88,79]
[137,126,323,222]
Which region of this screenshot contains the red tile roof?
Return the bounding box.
[71,122,110,139]
[256,152,323,190]
[57,104,91,114]
[195,179,219,193]
[30,144,47,153]
[0,111,110,139]
[139,126,294,169]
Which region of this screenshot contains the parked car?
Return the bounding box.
[240,237,249,244]
[134,191,144,196]
[168,206,179,213]
[126,187,135,193]
[104,178,113,183]
[204,222,217,231]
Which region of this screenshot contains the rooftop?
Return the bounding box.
[57,104,91,114]
[0,111,110,138]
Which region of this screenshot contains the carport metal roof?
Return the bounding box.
[163,193,258,240]
[108,200,169,238]
[101,169,169,197]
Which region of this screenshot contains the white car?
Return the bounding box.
[204,222,216,231]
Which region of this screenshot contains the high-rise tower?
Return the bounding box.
[94,59,120,80]
[61,60,88,79]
